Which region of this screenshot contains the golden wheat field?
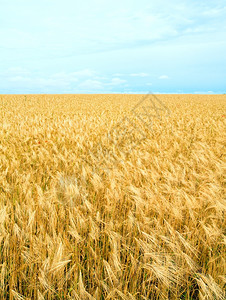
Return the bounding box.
[0,94,225,299]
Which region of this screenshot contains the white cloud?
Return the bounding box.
[0,68,31,77]
[159,75,169,79]
[6,69,97,90]
[126,91,150,94]
[202,7,226,16]
[71,69,96,77]
[7,67,30,75]
[194,91,215,94]
[51,72,78,82]
[4,70,127,93]
[94,76,108,80]
[52,69,95,79]
[77,77,127,92]
[113,73,124,77]
[8,76,31,82]
[109,78,127,85]
[130,73,149,77]
[78,79,104,90]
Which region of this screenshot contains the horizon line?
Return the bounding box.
[1,92,226,96]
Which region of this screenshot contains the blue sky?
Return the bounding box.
[0,0,225,94]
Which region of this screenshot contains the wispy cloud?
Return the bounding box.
[78,79,104,90]
[8,76,31,82]
[130,73,149,77]
[108,78,127,85]
[78,77,127,91]
[194,91,215,94]
[7,67,31,75]
[113,73,124,77]
[159,75,169,79]
[71,69,96,77]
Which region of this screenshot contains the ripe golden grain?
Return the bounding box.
[0,94,225,299]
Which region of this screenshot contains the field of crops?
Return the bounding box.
[0,94,225,299]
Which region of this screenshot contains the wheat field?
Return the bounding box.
[0,94,225,299]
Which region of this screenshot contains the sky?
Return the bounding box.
[0,0,225,94]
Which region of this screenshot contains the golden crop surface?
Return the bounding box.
[0,94,225,299]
